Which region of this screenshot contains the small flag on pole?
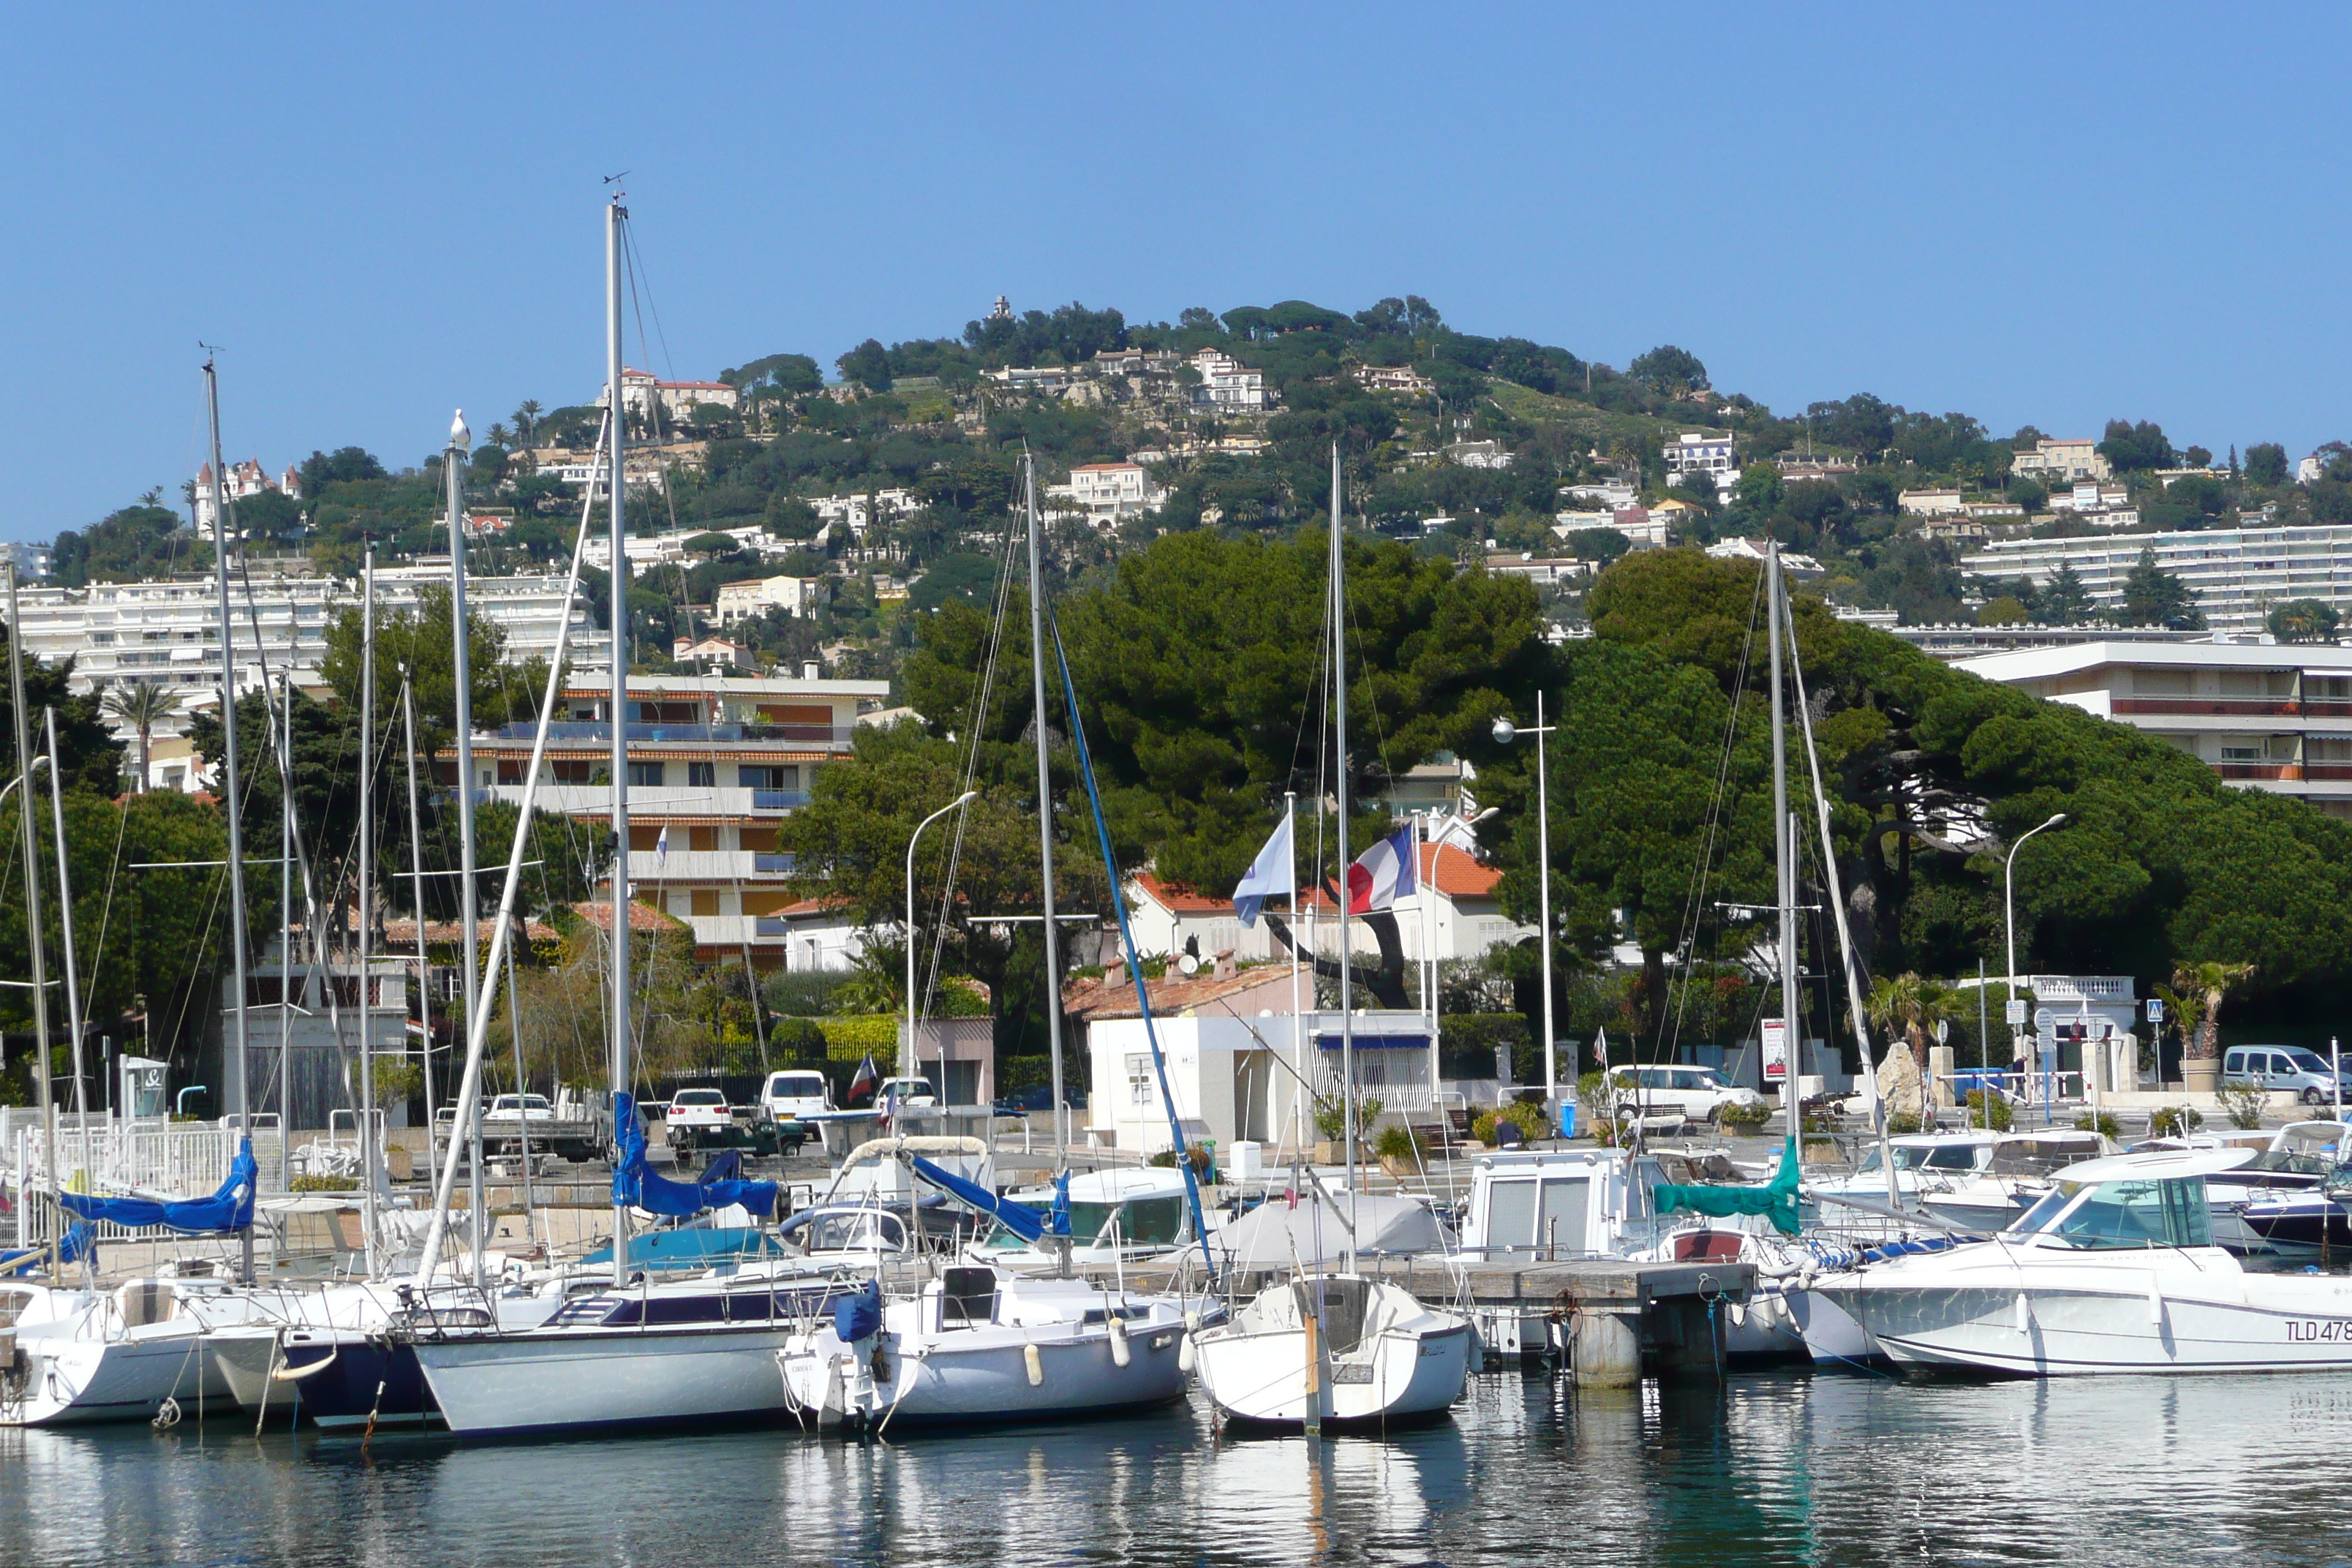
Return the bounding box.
[1230,815,1294,927]
[1346,825,1419,914]
[654,823,670,869]
[848,1054,879,1104]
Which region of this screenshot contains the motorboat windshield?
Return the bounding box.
[2005,1173,2214,1250]
[982,1191,1188,1252]
[1855,1142,1988,1176]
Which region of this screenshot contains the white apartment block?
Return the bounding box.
[9,570,603,786]
[810,489,919,537]
[1356,365,1435,396]
[1049,462,1165,521]
[1189,349,1267,410]
[2011,438,2112,483]
[1956,639,2352,819]
[1899,489,1967,516]
[464,674,889,968]
[1963,522,2352,633]
[1665,431,1738,493]
[714,573,830,625]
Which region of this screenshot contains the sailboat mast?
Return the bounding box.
[202,358,256,1286]
[402,676,438,1196]
[445,410,486,1288]
[1766,543,1801,1096]
[606,192,633,1289]
[1330,444,1356,1271]
[277,674,293,1189]
[1023,453,1067,1164]
[4,568,56,1273]
[42,709,90,1194]
[358,546,379,1278]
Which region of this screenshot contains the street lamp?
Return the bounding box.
[2004,812,2068,1112]
[905,791,981,1085]
[1492,696,1558,1124]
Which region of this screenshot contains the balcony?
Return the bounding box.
[2114,698,2298,717]
[478,783,806,815]
[2215,762,2296,780]
[627,848,798,881]
[489,720,854,747]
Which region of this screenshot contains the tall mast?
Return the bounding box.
[42,709,90,1194]
[1023,453,1067,1164]
[277,673,293,1190]
[402,676,438,1196]
[1766,543,1801,1098]
[606,192,633,1289]
[202,358,256,1286]
[5,565,56,1273]
[358,546,379,1278]
[1330,444,1356,1273]
[445,409,486,1288]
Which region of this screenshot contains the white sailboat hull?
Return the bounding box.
[411,1322,806,1436]
[779,1318,1186,1428]
[1191,1278,1471,1429]
[6,1323,235,1426]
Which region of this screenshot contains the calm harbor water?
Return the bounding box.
[4,1368,2349,1567]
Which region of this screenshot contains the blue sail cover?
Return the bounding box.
[610,1094,779,1219]
[911,1156,1043,1242]
[834,1278,882,1343]
[61,1139,256,1234]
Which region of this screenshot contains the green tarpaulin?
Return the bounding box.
[1654,1134,1802,1236]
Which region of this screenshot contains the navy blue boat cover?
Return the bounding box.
[61,1139,256,1234]
[834,1277,882,1342]
[611,1094,779,1218]
[911,1155,1043,1241]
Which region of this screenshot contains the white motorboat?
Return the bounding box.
[1814,1147,2352,1376]
[973,1168,1213,1272]
[774,1264,1188,1431]
[1913,1130,2111,1232]
[1191,1274,1472,1430]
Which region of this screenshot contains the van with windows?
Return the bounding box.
[2221,1045,2352,1107]
[761,1068,833,1123]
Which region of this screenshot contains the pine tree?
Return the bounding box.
[2042,562,2095,624]
[2117,548,2205,630]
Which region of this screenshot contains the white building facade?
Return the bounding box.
[1665,431,1738,494]
[1962,522,2352,633]
[2011,438,2113,483]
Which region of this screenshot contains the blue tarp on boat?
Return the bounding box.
[611,1093,779,1218]
[60,1140,255,1234]
[911,1156,1043,1241]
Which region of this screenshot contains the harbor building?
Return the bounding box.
[1954,638,2352,818]
[461,674,889,969]
[1961,522,2352,633]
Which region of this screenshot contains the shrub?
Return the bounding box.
[1373,1125,1422,1163]
[817,1014,899,1063]
[1312,1094,1384,1142]
[1147,1144,1213,1177]
[1715,1100,1771,1132]
[2149,1104,2206,1138]
[2073,1112,2121,1138]
[1439,1011,1534,1082]
[1964,1089,2013,1131]
[1471,1109,1501,1146]
[1886,1112,1924,1135]
[2217,1079,2267,1131]
[290,1174,358,1193]
[1471,1100,1550,1147]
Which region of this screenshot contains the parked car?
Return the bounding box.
[666,1088,736,1147]
[1620,1063,1766,1124]
[2223,1046,2352,1106]
[876,1077,937,1110]
[761,1069,833,1122]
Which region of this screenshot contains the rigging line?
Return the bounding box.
[72,780,135,1036]
[1657,564,1767,1062]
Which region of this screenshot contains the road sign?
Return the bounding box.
[2146,998,2164,1022]
[2006,1000,2028,1025]
[2034,1008,2057,1033]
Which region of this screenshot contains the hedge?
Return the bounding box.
[1441,1012,1534,1083]
[817,1014,900,1063]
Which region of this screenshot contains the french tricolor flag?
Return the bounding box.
[1346,825,1419,915]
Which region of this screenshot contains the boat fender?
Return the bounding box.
[1024,1343,1044,1387]
[1177,1334,1196,1374]
[1109,1317,1131,1368]
[2013,1292,2030,1335]
[2147,1280,2164,1328]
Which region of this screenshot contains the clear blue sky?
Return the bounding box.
[6,4,2348,537]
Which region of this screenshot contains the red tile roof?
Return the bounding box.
[1062,963,1294,1022]
[568,899,690,933]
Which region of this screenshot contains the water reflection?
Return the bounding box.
[11,1372,2352,1565]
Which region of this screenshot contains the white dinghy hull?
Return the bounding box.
[1192,1276,1472,1430]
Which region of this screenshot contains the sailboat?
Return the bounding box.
[1189,447,1474,1431]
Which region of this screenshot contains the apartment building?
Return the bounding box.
[1954,638,2352,818]
[598,367,741,425]
[1963,522,2352,632]
[2011,438,2113,483]
[1665,431,1738,493]
[1356,365,1435,395]
[1049,462,1166,520]
[1189,349,1267,410]
[464,674,889,968]
[713,573,829,625]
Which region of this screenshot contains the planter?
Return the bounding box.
[2183,1056,2223,1094]
[1379,1154,1417,1178]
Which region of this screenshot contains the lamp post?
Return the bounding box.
[2004,813,2067,1109]
[905,791,981,1082]
[1493,698,1558,1123]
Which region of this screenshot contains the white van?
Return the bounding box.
[762,1069,834,1121]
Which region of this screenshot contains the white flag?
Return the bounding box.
[654,823,670,868]
[1230,814,1293,927]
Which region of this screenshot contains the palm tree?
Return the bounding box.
[512,400,542,449]
[486,422,510,450]
[1861,971,1955,1070]
[102,681,181,793]
[2172,960,2254,1063]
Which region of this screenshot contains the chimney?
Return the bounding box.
[801,660,822,681]
[1213,949,1236,980]
[1106,955,1128,988]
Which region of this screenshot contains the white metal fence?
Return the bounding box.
[7,1116,287,1248]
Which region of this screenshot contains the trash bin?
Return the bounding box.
[1558,1101,1578,1139]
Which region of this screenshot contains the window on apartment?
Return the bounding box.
[1126,1055,1155,1109]
[690,889,720,917]
[687,761,715,788]
[627,761,666,787]
[2219,746,2261,762]
[2133,669,2193,696]
[739,764,799,791]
